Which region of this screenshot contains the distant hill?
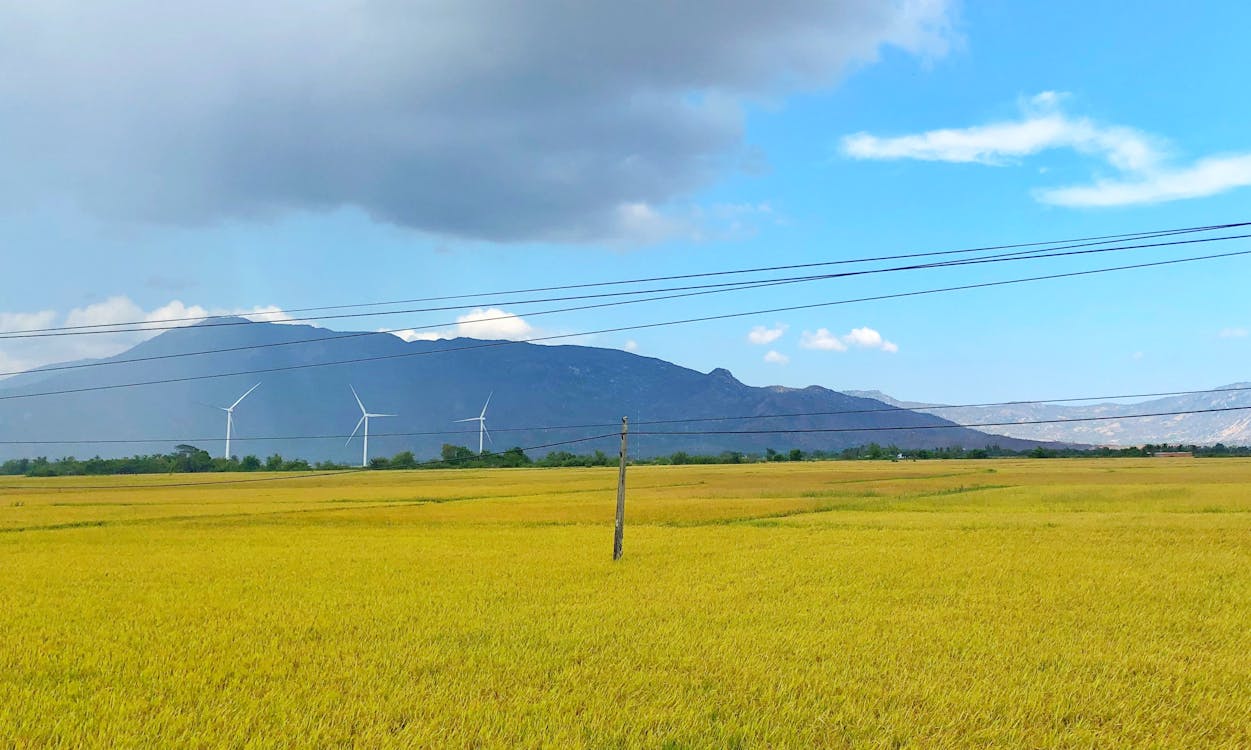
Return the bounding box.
[850,385,1251,446]
[843,390,938,410]
[0,319,1048,462]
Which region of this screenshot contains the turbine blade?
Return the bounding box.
[370,413,396,418]
[480,391,493,418]
[229,381,262,410]
[453,417,478,423]
[483,426,494,445]
[349,384,367,415]
[346,415,365,446]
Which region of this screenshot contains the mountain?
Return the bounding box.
[0,319,1049,462]
[850,385,1251,446]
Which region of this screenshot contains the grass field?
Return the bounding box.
[2,459,1250,747]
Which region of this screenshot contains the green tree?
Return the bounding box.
[440,444,475,465]
[390,451,418,469]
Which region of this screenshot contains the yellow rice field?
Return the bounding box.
[2,459,1249,747]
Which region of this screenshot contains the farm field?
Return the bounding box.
[2,459,1250,747]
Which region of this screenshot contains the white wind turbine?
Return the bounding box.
[346,385,395,467]
[218,382,261,459]
[455,392,493,454]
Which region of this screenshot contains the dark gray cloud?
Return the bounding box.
[0,1,952,242]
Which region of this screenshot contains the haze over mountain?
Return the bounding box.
[846,387,1251,446]
[0,319,1048,462]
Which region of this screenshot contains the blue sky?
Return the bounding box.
[1,0,1249,403]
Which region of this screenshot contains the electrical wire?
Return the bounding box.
[6,227,1247,342]
[4,220,1244,337]
[7,229,1248,378]
[3,244,1249,402]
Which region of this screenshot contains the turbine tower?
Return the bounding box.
[455,392,493,454]
[346,385,395,467]
[218,382,261,459]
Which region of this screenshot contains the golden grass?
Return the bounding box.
[2,459,1250,747]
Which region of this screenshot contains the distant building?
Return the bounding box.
[1153,451,1194,458]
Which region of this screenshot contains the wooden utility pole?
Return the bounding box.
[613,416,629,560]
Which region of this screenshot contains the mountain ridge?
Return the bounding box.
[0,319,1054,461]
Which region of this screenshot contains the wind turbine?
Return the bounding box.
[218,382,261,459]
[455,392,493,454]
[346,385,395,467]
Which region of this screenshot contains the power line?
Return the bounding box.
[7,384,1251,446]
[6,227,1246,342]
[3,244,1249,403]
[2,220,1245,338]
[0,235,1124,353]
[3,231,1249,380]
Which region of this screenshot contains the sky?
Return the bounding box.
[1,0,1249,404]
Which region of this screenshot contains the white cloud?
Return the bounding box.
[451,307,535,340]
[623,340,639,352]
[799,328,847,351]
[1220,327,1249,339]
[1037,153,1251,207]
[842,91,1251,207]
[747,323,788,345]
[800,326,897,353]
[763,349,790,365]
[233,305,295,325]
[392,307,537,343]
[0,297,296,376]
[842,326,899,353]
[842,93,1159,170]
[391,330,443,343]
[0,310,59,374]
[0,310,58,334]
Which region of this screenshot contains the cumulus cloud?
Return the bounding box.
[0,297,294,376]
[747,323,788,345]
[800,328,848,351]
[842,91,1251,207]
[799,326,897,353]
[449,308,535,340]
[763,349,790,365]
[392,307,537,343]
[623,340,640,352]
[0,1,954,243]
[1220,327,1249,339]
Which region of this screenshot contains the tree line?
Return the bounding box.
[4,441,1250,477]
